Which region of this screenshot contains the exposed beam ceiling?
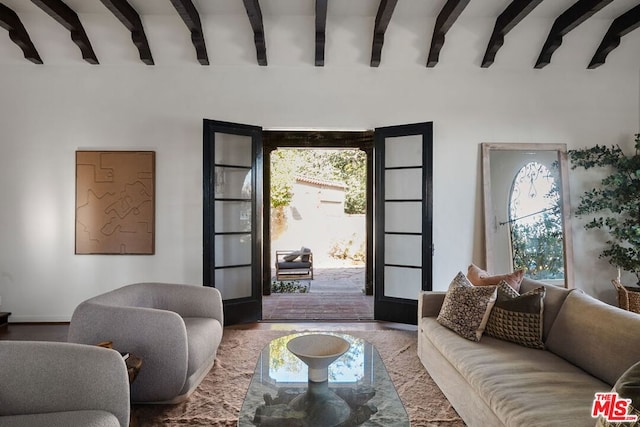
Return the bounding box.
[169,0,208,66]
[0,4,42,64]
[242,0,267,66]
[99,0,154,65]
[535,0,614,69]
[588,3,640,69]
[315,0,328,67]
[31,0,98,64]
[427,0,470,68]
[482,0,544,68]
[370,0,398,67]
[1,1,638,70]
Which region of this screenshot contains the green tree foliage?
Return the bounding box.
[510,163,564,280]
[270,150,296,208]
[569,134,640,283]
[270,149,367,214]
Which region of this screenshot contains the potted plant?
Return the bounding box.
[569,134,640,286]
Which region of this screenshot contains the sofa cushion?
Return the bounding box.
[300,246,312,262]
[277,261,312,270]
[283,251,301,262]
[183,317,223,378]
[546,290,640,386]
[467,263,525,292]
[0,410,120,427]
[485,282,545,349]
[437,272,497,342]
[519,278,572,341]
[421,317,611,426]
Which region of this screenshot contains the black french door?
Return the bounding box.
[374,122,433,324]
[203,120,432,325]
[203,119,263,325]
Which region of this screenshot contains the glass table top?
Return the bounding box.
[239,332,409,426]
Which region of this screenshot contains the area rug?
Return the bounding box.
[131,329,464,426]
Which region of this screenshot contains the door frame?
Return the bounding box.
[262,130,374,296]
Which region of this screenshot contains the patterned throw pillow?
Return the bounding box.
[485,281,545,349]
[596,361,640,427]
[467,263,525,292]
[437,272,497,342]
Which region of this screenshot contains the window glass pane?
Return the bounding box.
[385,234,421,267]
[385,202,421,233]
[385,135,421,168]
[385,169,422,200]
[509,161,564,280]
[384,266,421,299]
[215,234,251,266]
[215,201,251,233]
[215,133,252,166]
[215,267,252,300]
[214,167,251,199]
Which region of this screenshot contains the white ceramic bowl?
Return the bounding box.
[286,334,350,382]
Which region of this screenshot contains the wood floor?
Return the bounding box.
[0,321,416,342]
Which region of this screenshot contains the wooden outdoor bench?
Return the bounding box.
[275,248,313,280]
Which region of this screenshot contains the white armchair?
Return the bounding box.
[0,341,130,426]
[67,282,224,404]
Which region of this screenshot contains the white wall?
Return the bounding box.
[1,10,639,320]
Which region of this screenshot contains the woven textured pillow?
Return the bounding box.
[485,281,545,349]
[596,361,640,427]
[437,272,497,342]
[467,263,525,292]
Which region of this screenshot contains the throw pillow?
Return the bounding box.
[300,247,312,262]
[595,361,640,427]
[485,281,546,349]
[437,272,497,342]
[283,251,301,262]
[467,263,525,292]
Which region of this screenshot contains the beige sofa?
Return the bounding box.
[418,278,640,426]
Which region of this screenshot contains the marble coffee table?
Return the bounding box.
[239,333,409,426]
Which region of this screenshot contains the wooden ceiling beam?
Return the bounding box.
[99,0,154,65]
[427,0,470,67]
[481,0,543,68]
[315,0,328,66]
[31,0,98,64]
[535,0,613,69]
[370,0,398,67]
[242,0,267,66]
[169,0,208,65]
[588,4,640,69]
[0,4,42,64]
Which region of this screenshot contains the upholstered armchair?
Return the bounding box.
[67,282,224,404]
[0,340,130,427]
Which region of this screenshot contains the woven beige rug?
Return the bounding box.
[132,329,464,427]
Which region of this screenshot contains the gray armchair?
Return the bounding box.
[0,340,130,427]
[67,282,224,404]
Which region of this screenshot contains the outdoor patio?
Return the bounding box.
[262,266,373,320]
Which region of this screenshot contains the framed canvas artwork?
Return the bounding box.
[75,151,155,255]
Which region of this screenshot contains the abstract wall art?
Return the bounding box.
[75,151,155,254]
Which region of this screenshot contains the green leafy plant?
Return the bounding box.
[271,280,309,293]
[569,134,640,283]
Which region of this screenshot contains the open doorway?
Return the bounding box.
[262,131,374,320]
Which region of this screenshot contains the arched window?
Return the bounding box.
[508,161,564,280]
